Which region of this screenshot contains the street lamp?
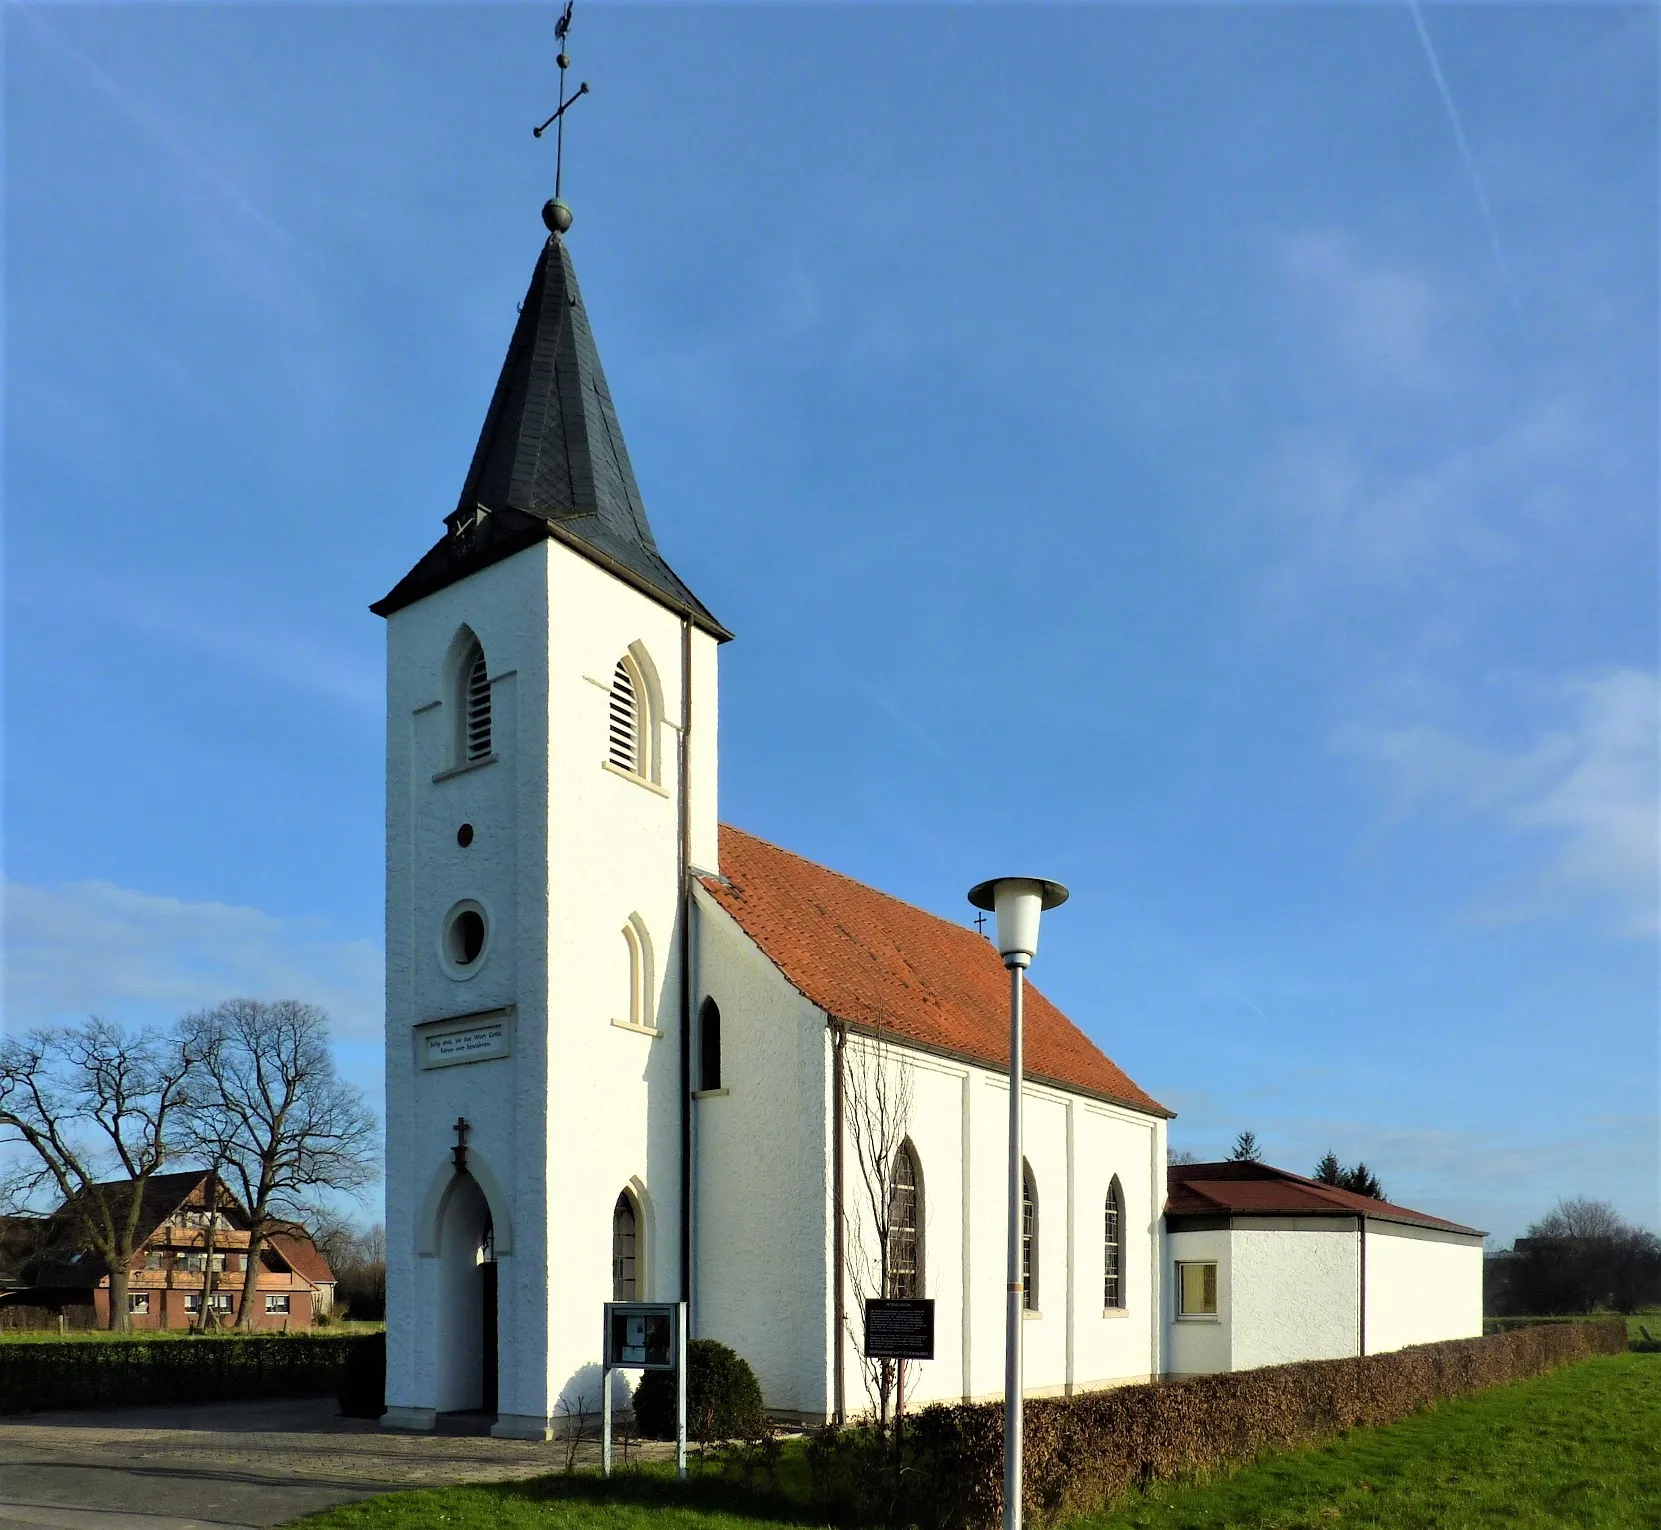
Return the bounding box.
[967,876,1069,1530]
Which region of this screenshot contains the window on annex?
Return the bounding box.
[887,1142,922,1299]
[265,1294,291,1315]
[128,1292,150,1315]
[1104,1176,1125,1310]
[1177,1261,1218,1317]
[612,1192,639,1302]
[699,997,722,1091]
[1022,1161,1038,1311]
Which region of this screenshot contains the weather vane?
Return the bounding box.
[533,0,590,235]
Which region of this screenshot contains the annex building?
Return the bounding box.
[374,201,1481,1438]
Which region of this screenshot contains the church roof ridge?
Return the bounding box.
[702,824,1173,1119]
[372,233,727,637]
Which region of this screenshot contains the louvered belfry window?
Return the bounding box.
[1104,1177,1124,1309]
[608,659,641,774]
[465,646,491,761]
[612,1192,638,1302]
[887,1145,921,1299]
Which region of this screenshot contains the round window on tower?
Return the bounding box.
[439,900,491,978]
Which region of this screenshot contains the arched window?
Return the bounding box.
[611,1192,638,1302]
[888,1142,922,1299]
[699,997,722,1092]
[621,916,654,1031]
[463,642,491,761]
[608,659,642,774]
[1022,1162,1038,1311]
[1104,1176,1125,1310]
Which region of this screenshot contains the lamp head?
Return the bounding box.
[967,876,1069,969]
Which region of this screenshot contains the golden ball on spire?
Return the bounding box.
[542,198,574,236]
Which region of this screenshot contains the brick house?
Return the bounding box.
[3,1170,335,1329]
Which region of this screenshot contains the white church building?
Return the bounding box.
[374,204,1481,1438]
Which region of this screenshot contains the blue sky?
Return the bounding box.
[4,3,1656,1246]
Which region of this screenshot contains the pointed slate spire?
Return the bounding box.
[372,233,726,637]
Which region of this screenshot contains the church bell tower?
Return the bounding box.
[373,198,728,1437]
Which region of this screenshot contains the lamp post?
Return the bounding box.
[967,876,1069,1530]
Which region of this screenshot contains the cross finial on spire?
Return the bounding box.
[533,0,589,236]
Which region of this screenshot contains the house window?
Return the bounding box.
[128,1292,150,1315]
[612,1192,638,1302]
[265,1294,291,1314]
[145,1252,165,1271]
[464,642,491,761]
[1104,1177,1125,1310]
[608,658,642,774]
[180,1253,206,1273]
[209,1293,234,1313]
[621,916,654,1030]
[699,997,722,1091]
[887,1143,922,1299]
[184,1293,201,1313]
[1022,1162,1038,1311]
[1178,1261,1218,1317]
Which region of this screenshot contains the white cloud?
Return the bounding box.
[1345,670,1660,936]
[1280,230,1448,389]
[2,880,383,1042]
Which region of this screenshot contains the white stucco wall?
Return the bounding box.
[1163,1216,1484,1376]
[1227,1220,1360,1371]
[1164,1228,1230,1377]
[1364,1221,1484,1354]
[385,535,721,1436]
[690,891,834,1417]
[825,1044,1165,1413]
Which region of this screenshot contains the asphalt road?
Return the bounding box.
[0,1398,620,1529]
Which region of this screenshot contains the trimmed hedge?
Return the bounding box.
[812,1319,1628,1528]
[0,1332,379,1414]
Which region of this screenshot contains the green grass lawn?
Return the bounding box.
[288,1353,1660,1530]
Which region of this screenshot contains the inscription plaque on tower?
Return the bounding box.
[417,1008,515,1069]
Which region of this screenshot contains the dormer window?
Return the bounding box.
[464,644,491,761]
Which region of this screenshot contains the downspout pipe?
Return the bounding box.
[679,617,693,1314]
[1358,1214,1367,1357]
[831,1019,847,1425]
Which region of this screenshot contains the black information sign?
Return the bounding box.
[603,1303,677,1370]
[863,1298,935,1361]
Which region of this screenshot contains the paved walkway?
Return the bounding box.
[0,1398,645,1530]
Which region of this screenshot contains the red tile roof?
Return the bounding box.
[267,1228,336,1287]
[702,826,1171,1118]
[1166,1161,1481,1235]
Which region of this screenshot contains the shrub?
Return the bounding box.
[0,1332,376,1415]
[335,1331,386,1418]
[809,1319,1627,1529]
[633,1338,764,1442]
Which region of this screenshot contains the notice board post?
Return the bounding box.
[863,1298,934,1438]
[600,1301,686,1479]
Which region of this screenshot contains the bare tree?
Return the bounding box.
[181,1000,379,1328]
[0,1020,197,1330]
[1168,1148,1200,1166]
[840,1018,917,1429]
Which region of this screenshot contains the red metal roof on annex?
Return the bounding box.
[1167,1160,1482,1235]
[701,826,1171,1118]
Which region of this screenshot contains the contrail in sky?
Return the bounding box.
[1407,0,1521,309]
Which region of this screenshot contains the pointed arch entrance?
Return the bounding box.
[434,1173,497,1414]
